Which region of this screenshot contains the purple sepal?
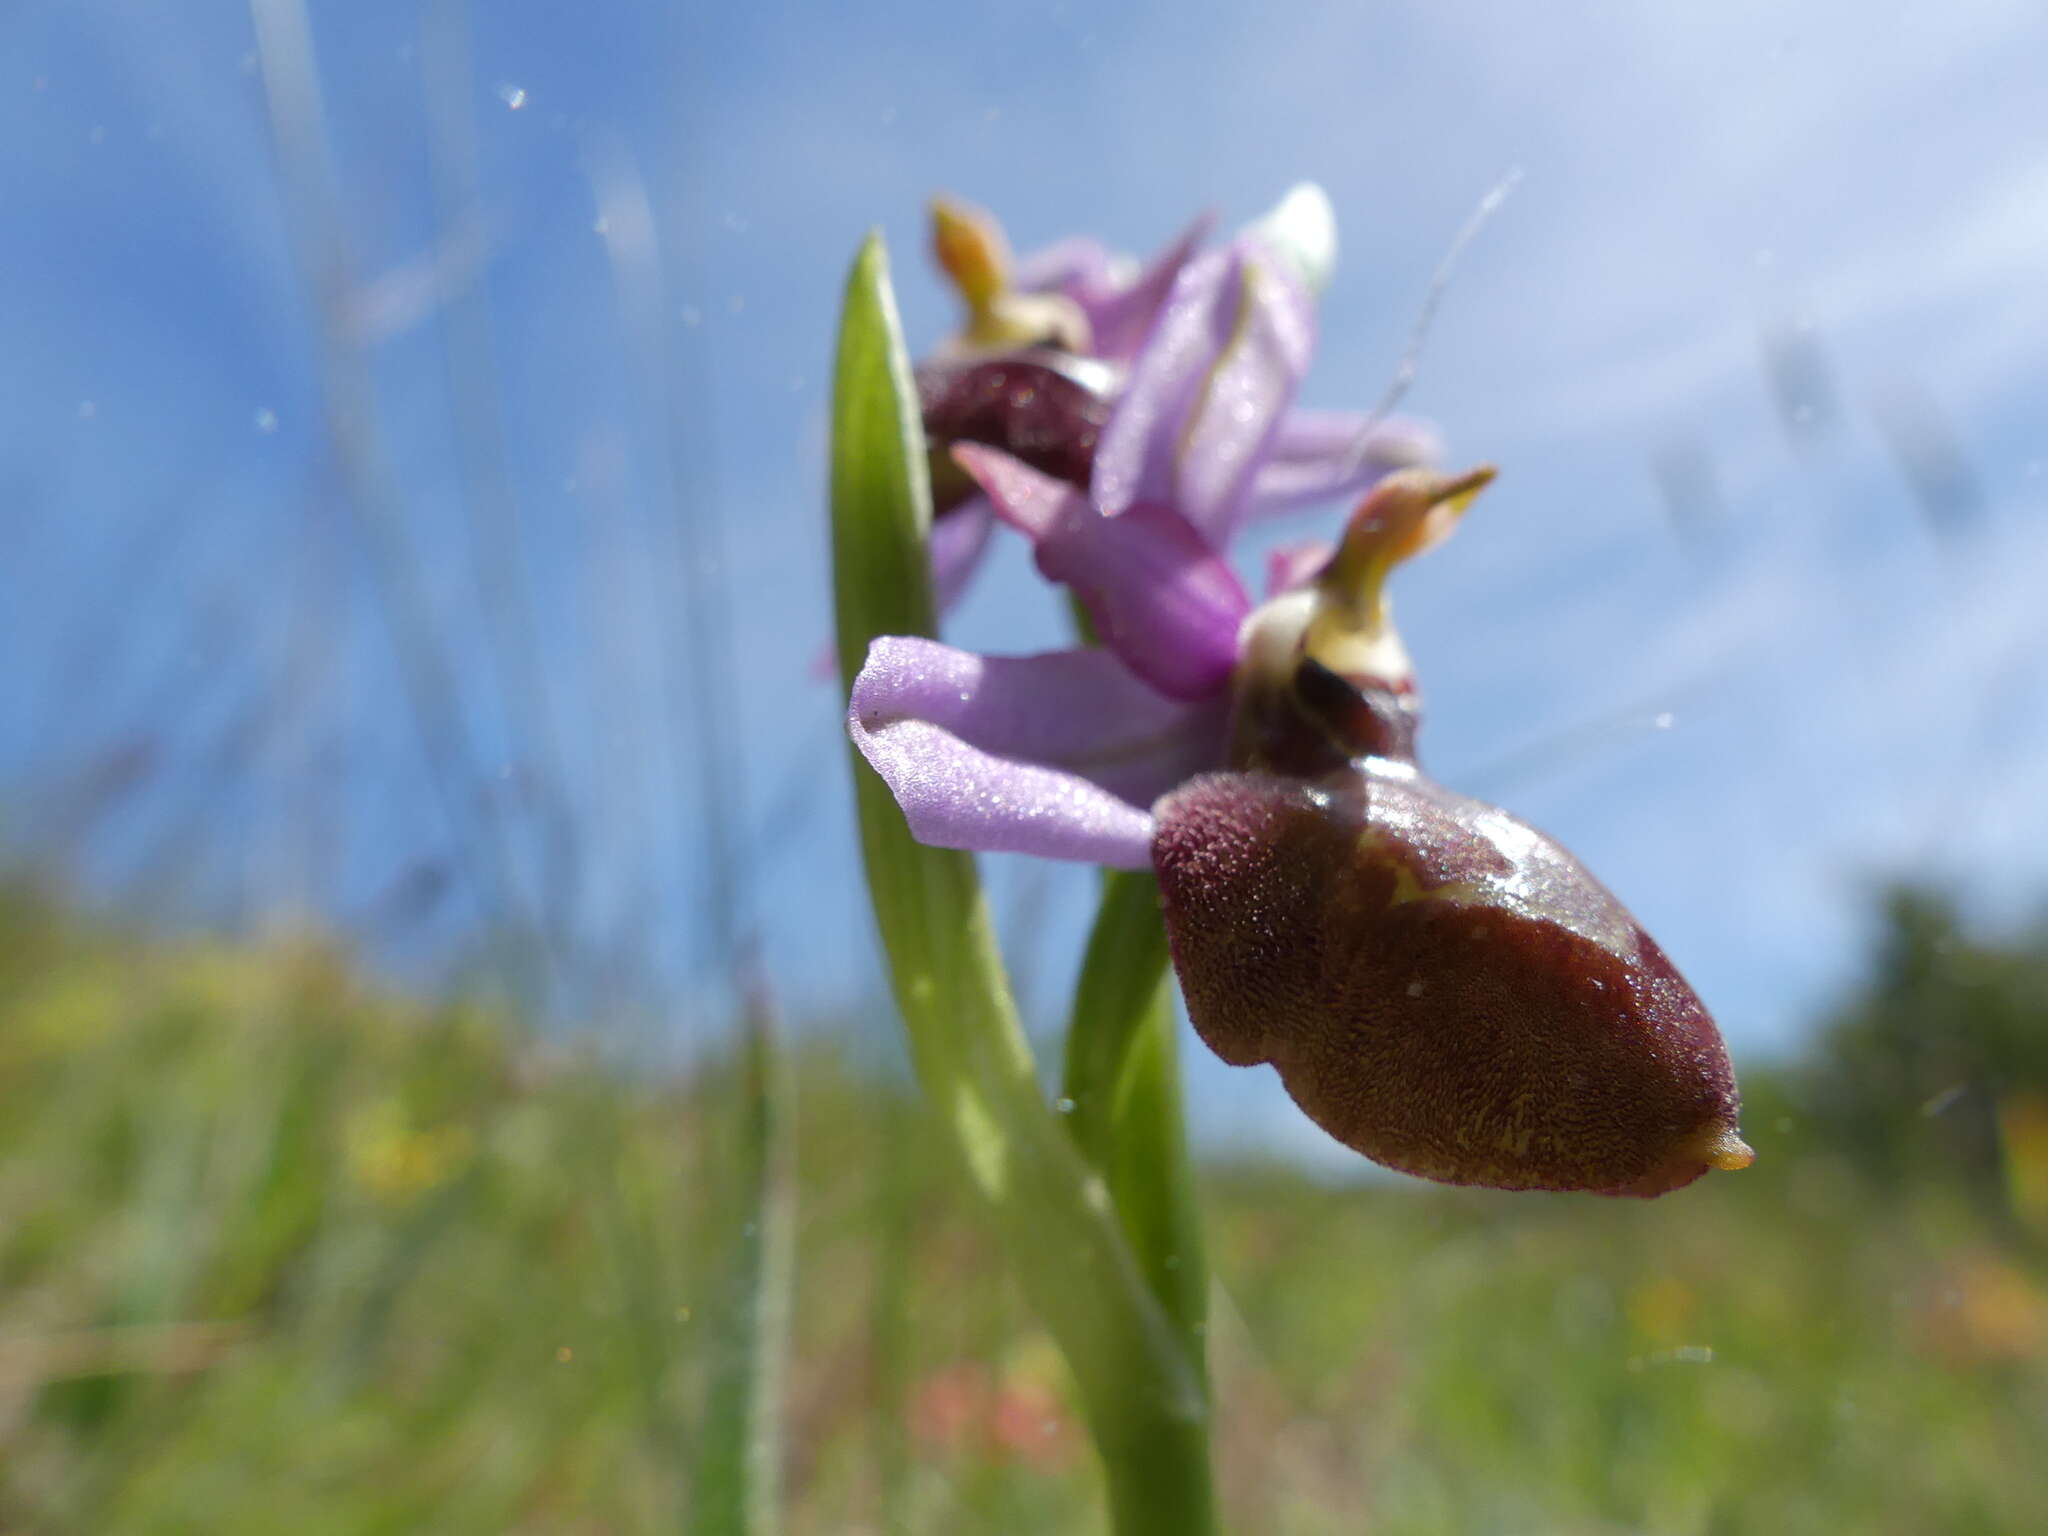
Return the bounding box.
[1248,410,1443,515]
[929,495,996,614]
[1014,216,1213,361]
[849,636,1233,868]
[1089,249,1243,523]
[1010,235,1116,301]
[1090,243,1317,549]
[1174,246,1315,543]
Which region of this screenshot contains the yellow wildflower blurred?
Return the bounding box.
[344,1098,471,1202]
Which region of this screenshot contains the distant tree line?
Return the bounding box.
[1785,884,2048,1239]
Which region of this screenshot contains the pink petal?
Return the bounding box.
[955,445,1250,702]
[951,442,1074,542]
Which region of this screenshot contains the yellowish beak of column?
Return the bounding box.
[929,195,1010,315]
[1303,465,1497,679]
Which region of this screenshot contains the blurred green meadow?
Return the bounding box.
[4,876,2046,1534]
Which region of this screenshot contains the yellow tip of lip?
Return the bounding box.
[1695,1124,1756,1172]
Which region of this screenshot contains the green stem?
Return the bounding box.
[1063,869,1209,1380]
[831,232,1213,1535]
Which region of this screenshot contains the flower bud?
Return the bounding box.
[1156,468,1750,1195]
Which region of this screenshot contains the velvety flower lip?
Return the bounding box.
[1138,466,1749,1197]
[919,351,1118,505]
[1150,766,1751,1196]
[847,635,1226,869]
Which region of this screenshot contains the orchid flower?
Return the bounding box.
[834,216,1749,1536]
[915,188,1441,613]
[850,440,1752,1195]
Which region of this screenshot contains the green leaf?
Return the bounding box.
[831,232,1214,1535]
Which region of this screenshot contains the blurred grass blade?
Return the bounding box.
[690,992,794,1535]
[831,232,1215,1535]
[1062,870,1208,1377]
[870,1094,916,1535]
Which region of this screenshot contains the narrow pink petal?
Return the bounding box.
[955,445,1251,702]
[1034,501,1250,700]
[951,442,1075,542]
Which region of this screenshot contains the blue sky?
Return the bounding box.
[7,1,2047,1168]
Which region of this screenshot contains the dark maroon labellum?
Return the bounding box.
[917,352,1115,515]
[1152,761,1749,1197]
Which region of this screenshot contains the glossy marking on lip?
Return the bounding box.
[1153,764,1747,1197]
